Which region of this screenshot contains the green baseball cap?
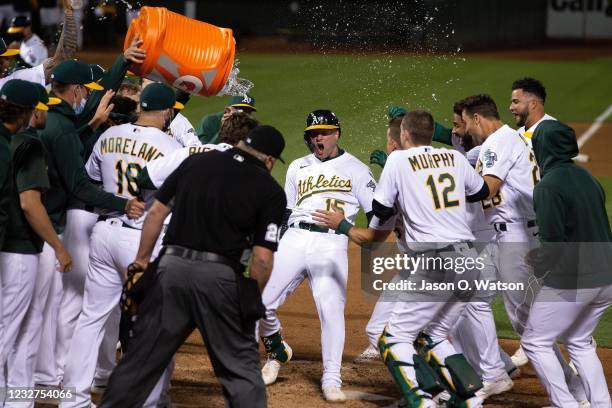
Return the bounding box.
[33,83,61,111]
[50,60,104,90]
[0,37,19,57]
[0,79,44,110]
[140,82,183,111]
[229,94,256,111]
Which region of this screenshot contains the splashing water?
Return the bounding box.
[217,60,254,97]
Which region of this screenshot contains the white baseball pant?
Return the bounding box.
[522,285,612,408]
[259,228,349,389]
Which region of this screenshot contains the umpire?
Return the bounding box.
[100,125,287,408]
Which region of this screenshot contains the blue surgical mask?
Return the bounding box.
[74,97,87,115]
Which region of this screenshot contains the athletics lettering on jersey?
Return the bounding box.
[296,175,352,205]
[408,152,455,172]
[99,137,165,161]
[286,151,375,227]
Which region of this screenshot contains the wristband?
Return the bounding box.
[337,219,353,236]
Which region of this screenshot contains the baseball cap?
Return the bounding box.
[140,82,184,111]
[50,60,104,90]
[0,79,43,109]
[304,109,340,132]
[33,83,61,111]
[7,16,31,34]
[0,37,19,57]
[90,64,105,82]
[229,94,256,111]
[244,125,285,163]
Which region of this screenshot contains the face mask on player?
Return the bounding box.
[72,86,87,115]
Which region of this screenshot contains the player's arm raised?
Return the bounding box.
[43,0,77,82]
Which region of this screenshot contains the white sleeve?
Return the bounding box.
[4,64,46,86]
[373,153,398,208]
[458,153,485,195]
[481,136,517,181]
[353,164,376,213]
[170,114,201,147]
[85,140,102,181]
[466,146,481,167]
[284,162,298,209]
[146,148,190,188]
[31,43,48,66]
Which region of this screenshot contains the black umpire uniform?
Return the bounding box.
[100,126,287,408]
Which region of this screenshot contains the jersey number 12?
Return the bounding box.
[115,160,142,197]
[426,173,459,210]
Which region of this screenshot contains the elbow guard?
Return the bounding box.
[372,200,394,223]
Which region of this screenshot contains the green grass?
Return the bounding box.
[181,52,612,345]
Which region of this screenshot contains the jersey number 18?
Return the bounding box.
[115,160,143,197]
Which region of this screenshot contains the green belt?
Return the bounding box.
[293,222,339,234]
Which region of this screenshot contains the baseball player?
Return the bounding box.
[7,16,48,67]
[259,109,376,402]
[341,110,488,407]
[61,83,183,408]
[196,93,256,144]
[462,94,588,404]
[522,120,612,408]
[141,111,259,190]
[0,80,68,393]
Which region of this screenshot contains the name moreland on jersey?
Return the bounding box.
[85,123,183,228]
[286,151,376,227]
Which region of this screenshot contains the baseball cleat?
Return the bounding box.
[464,395,484,407]
[475,377,514,399]
[353,344,380,363]
[322,387,347,402]
[432,390,451,405]
[510,346,529,367]
[261,359,281,385]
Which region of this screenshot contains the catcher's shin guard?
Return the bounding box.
[378,330,444,407]
[262,331,292,363]
[416,333,483,402]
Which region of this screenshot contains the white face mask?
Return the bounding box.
[72,86,87,115]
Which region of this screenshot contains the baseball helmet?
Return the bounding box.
[303,109,341,152]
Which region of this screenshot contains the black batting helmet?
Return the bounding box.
[303,109,341,151]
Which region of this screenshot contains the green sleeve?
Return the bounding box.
[432,122,453,146]
[196,113,222,144]
[77,124,103,161]
[76,55,130,128]
[0,145,10,247]
[49,126,127,212]
[136,167,156,191]
[14,141,50,193]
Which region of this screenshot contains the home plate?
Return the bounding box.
[343,390,394,401]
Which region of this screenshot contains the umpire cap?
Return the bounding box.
[244,125,285,163]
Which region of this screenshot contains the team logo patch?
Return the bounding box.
[367,180,376,192]
[483,149,498,168]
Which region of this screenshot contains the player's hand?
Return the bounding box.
[128,259,148,274]
[312,204,345,230]
[124,36,146,64]
[369,150,388,168]
[62,0,73,11]
[90,90,115,130]
[55,245,73,273]
[387,105,407,120]
[125,198,145,219]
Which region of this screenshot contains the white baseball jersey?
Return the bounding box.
[0,63,45,88]
[371,146,484,248]
[286,151,376,226]
[20,34,48,67]
[476,124,538,224]
[146,142,232,188]
[169,112,201,147]
[85,123,182,228]
[465,145,490,233]
[518,113,556,144]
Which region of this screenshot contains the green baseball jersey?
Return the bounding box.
[2,128,51,254]
[196,112,223,144]
[0,123,13,249]
[39,97,127,233]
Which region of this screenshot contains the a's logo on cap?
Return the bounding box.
[246,137,252,143]
[310,114,323,125]
[243,95,252,103]
[142,102,148,107]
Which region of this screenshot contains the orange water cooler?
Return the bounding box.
[124,6,236,97]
